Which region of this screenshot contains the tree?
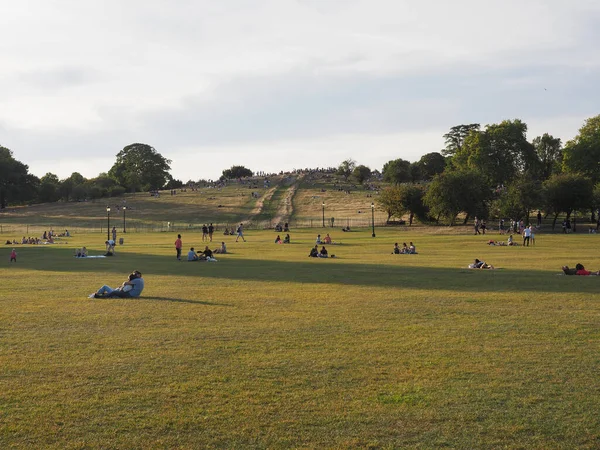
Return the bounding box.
[352,165,371,184]
[452,119,539,187]
[424,169,492,225]
[221,165,253,180]
[109,143,172,192]
[416,152,447,181]
[0,146,39,208]
[336,159,356,181]
[497,177,543,223]
[397,183,429,225]
[382,158,412,184]
[38,173,61,203]
[542,173,593,230]
[59,172,86,201]
[532,133,562,181]
[377,186,403,221]
[562,115,600,184]
[442,124,480,156]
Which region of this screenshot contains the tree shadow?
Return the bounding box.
[14,246,597,294]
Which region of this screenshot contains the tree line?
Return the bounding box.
[1,115,599,229]
[368,115,600,228]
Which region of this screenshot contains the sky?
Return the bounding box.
[1,0,599,182]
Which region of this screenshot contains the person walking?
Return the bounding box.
[10,248,17,262]
[175,234,183,260]
[208,223,214,242]
[236,223,246,242]
[537,210,542,227]
[112,226,117,242]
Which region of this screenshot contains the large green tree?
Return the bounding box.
[416,152,447,181]
[562,115,600,184]
[442,124,480,156]
[0,146,39,208]
[352,165,371,184]
[497,177,543,223]
[452,119,539,187]
[38,173,61,203]
[543,173,593,230]
[424,169,492,225]
[382,158,412,184]
[532,133,562,181]
[109,143,172,192]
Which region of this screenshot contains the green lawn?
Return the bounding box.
[1,228,599,448]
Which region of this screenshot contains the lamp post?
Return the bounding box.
[322,202,325,228]
[371,203,376,237]
[123,206,127,233]
[106,206,111,240]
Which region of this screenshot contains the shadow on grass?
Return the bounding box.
[13,246,597,294]
[142,296,233,307]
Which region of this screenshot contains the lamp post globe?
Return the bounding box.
[371,203,376,238]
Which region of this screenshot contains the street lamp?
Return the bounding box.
[371,203,376,237]
[322,202,325,228]
[123,206,127,233]
[106,206,111,240]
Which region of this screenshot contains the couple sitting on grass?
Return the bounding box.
[187,245,221,261]
[562,263,600,276]
[275,234,291,244]
[90,270,144,298]
[309,245,333,258]
[393,242,416,254]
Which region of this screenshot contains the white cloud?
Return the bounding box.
[0,0,599,180]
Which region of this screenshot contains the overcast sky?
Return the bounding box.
[1,0,599,181]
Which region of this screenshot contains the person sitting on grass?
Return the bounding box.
[408,242,417,254]
[309,245,319,258]
[324,233,332,244]
[283,234,290,244]
[198,245,214,260]
[214,242,227,254]
[188,247,199,261]
[90,271,144,298]
[223,227,230,235]
[275,235,282,244]
[468,258,494,269]
[318,246,329,258]
[401,243,409,254]
[393,242,400,254]
[316,234,322,244]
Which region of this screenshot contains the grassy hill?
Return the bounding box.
[0,174,388,236]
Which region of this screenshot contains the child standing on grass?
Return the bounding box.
[10,248,17,262]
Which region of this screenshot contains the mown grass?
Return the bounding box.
[1,228,600,448]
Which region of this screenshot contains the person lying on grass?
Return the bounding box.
[562,263,600,275]
[468,258,494,269]
[90,271,144,298]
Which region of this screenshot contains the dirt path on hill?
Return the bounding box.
[247,186,277,221]
[246,175,302,225]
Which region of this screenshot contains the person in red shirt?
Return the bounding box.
[10,248,17,262]
[575,263,599,276]
[174,234,182,260]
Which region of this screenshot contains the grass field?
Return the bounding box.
[1,226,599,449]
